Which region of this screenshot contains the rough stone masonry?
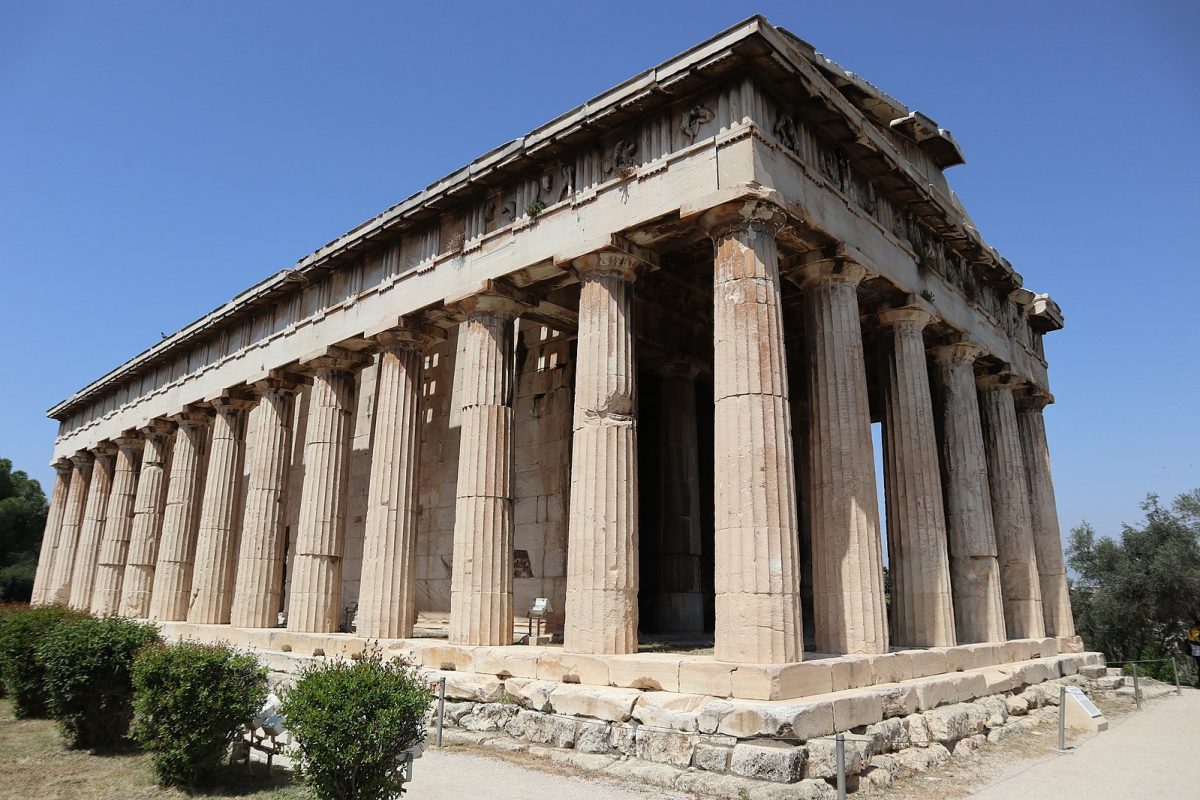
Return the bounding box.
[31,15,1095,793]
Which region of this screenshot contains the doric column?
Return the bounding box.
[797,253,888,655]
[90,435,143,615]
[878,308,956,647]
[700,202,802,664]
[149,410,212,621]
[449,288,527,646]
[650,360,705,632]
[1017,393,1075,637]
[978,374,1046,639]
[929,344,1006,643]
[287,348,368,633]
[119,421,174,618]
[46,452,93,605]
[358,321,443,640]
[30,459,73,606]
[68,443,116,610]
[188,395,254,624]
[564,254,641,655]
[230,376,298,628]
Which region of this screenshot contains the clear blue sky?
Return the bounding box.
[1,1,1196,546]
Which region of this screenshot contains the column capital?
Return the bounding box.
[573,251,642,282]
[90,441,118,460]
[207,391,256,414]
[446,279,535,321]
[168,405,215,428]
[791,246,868,288]
[299,345,372,374]
[929,340,984,365]
[1016,389,1054,412]
[976,370,1020,392]
[50,457,73,474]
[139,418,176,438]
[247,367,306,395]
[877,306,934,330]
[69,450,93,470]
[697,199,788,239]
[113,430,145,451]
[366,317,447,352]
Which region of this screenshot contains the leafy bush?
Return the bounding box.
[0,605,88,717]
[281,650,433,800]
[132,641,268,786]
[38,615,159,748]
[0,559,37,603]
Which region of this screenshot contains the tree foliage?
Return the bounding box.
[1067,488,1200,681]
[0,458,49,602]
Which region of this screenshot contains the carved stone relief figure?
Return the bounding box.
[682,105,714,141]
[559,163,575,201]
[604,139,639,177]
[773,114,799,153]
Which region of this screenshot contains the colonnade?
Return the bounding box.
[30,201,1075,660]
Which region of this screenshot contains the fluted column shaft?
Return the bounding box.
[359,325,440,639]
[149,413,211,621]
[31,460,72,606]
[702,204,802,664]
[978,377,1045,639]
[230,383,296,628]
[564,256,640,654]
[68,446,116,610]
[1017,397,1075,637]
[878,309,956,647]
[288,354,362,633]
[652,362,704,632]
[188,399,252,624]
[930,345,1007,643]
[799,258,888,655]
[46,454,93,605]
[120,423,173,618]
[450,301,520,646]
[91,437,143,615]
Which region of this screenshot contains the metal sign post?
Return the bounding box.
[835,733,846,800]
[436,676,446,747]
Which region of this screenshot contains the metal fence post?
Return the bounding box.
[1171,656,1181,695]
[1057,684,1066,751]
[835,732,846,800]
[436,676,446,747]
[1130,663,1141,710]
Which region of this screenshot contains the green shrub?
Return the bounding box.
[132,641,268,786]
[281,650,433,800]
[38,615,159,748]
[0,560,38,603]
[0,605,88,717]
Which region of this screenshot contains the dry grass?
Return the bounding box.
[0,700,309,800]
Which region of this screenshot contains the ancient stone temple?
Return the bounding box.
[32,17,1100,792]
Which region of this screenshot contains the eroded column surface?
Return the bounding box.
[149,412,212,621]
[929,345,1006,643]
[188,397,253,624]
[1017,394,1075,637]
[651,361,705,632]
[90,435,143,616]
[30,459,72,606]
[119,422,173,618]
[450,296,522,646]
[358,323,442,640]
[230,379,297,628]
[702,204,802,664]
[879,308,956,647]
[564,255,640,655]
[288,351,364,633]
[978,375,1045,640]
[68,444,116,610]
[46,453,92,605]
[799,257,888,655]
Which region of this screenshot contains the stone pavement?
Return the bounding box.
[969,687,1200,799]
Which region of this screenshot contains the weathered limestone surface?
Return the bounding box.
[149,412,211,621]
[1017,395,1075,637]
[90,436,143,615]
[231,380,296,628]
[119,422,173,618]
[188,398,252,624]
[878,308,955,647]
[68,444,115,610]
[289,351,364,633]
[978,376,1046,640]
[799,257,887,655]
[565,255,640,655]
[450,297,519,646]
[358,324,440,639]
[30,459,72,606]
[702,203,802,664]
[930,344,1007,644]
